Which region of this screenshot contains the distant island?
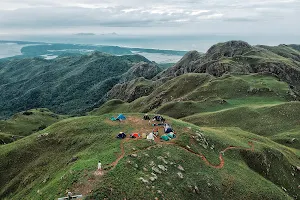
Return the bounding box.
[74,33,96,36]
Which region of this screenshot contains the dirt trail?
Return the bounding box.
[102,117,256,170]
[83,116,255,196]
[102,137,254,170]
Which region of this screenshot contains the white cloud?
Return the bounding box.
[0,0,299,36]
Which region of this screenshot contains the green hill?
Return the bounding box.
[0,52,158,119]
[155,41,300,94]
[2,40,300,199]
[0,108,66,144]
[0,114,299,199]
[92,73,297,117]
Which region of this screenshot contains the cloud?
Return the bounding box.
[0,0,299,36]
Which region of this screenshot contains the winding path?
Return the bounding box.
[103,137,254,171]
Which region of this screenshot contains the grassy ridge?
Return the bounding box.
[0,114,299,199]
[183,102,300,136]
[0,108,66,144]
[93,73,295,118]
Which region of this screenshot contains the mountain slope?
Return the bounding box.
[0,114,299,199]
[155,41,300,94]
[0,108,66,144]
[93,73,297,116]
[0,52,157,119]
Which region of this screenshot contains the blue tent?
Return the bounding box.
[165,127,173,133]
[116,132,126,139]
[117,114,126,120]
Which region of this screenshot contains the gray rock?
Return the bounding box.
[139,177,149,184]
[131,154,138,158]
[158,165,167,171]
[177,172,184,179]
[194,186,200,194]
[150,161,155,166]
[152,166,162,174]
[150,177,157,182]
[177,165,185,171]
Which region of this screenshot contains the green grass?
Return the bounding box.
[92,73,294,120]
[1,113,299,199]
[183,102,300,136]
[0,108,67,139]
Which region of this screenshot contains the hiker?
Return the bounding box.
[98,161,102,170]
[153,127,159,136]
[67,191,72,200]
[143,114,150,120]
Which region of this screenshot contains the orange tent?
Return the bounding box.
[132,133,139,138]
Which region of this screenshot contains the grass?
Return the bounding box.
[0,108,67,139]
[92,73,294,120]
[1,113,299,199]
[183,102,300,136]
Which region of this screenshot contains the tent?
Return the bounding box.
[116,132,126,139]
[142,133,147,139]
[147,132,155,140]
[117,114,126,120]
[165,127,173,133]
[131,133,139,138]
[161,134,170,141]
[167,132,176,139]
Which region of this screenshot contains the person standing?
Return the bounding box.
[98,161,102,170]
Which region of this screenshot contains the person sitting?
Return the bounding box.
[153,127,159,136]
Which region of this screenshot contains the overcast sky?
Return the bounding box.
[0,0,299,37]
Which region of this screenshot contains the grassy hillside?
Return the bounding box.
[156,41,300,94]
[0,114,299,199]
[92,73,296,118]
[182,102,300,136]
[0,52,154,119]
[0,108,66,144]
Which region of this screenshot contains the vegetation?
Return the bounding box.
[0,108,66,144]
[0,52,155,119]
[0,114,299,199]
[1,40,300,199]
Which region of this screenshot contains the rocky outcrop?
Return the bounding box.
[107,78,159,102]
[205,40,253,60]
[154,40,300,95]
[121,62,161,82]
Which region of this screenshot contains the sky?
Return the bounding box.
[0,0,300,50]
[0,0,299,35]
